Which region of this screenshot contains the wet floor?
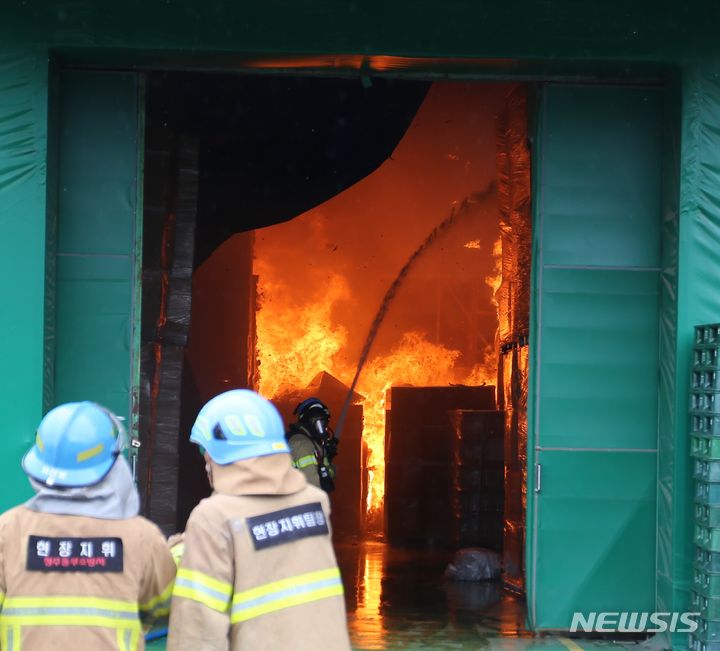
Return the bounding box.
[147,541,653,650]
[336,540,527,650]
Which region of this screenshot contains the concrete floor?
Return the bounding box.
[146,541,656,650]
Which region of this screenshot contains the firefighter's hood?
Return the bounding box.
[209,452,306,496]
[24,455,140,520]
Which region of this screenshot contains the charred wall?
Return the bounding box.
[138,97,198,534]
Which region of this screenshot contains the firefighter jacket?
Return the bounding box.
[166,454,351,651]
[0,506,176,651]
[287,425,335,491]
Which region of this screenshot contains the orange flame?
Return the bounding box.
[357,332,464,522]
[464,235,502,388]
[256,261,350,399]
[254,238,504,529]
[486,237,502,303]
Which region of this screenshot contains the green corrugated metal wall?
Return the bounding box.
[671,64,720,637]
[528,84,663,629]
[53,70,141,423]
[0,51,48,507]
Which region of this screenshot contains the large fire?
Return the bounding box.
[255,262,351,399]
[253,82,508,532]
[356,332,462,524]
[254,270,500,525]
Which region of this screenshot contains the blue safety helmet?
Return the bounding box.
[22,402,127,488]
[190,389,289,465]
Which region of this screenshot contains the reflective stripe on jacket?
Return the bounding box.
[288,431,321,489]
[166,454,351,651]
[0,506,176,650]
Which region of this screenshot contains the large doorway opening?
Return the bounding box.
[138,71,532,644]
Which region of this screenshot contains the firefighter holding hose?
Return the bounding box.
[286,398,339,493]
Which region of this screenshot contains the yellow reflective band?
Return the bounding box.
[140,579,175,618]
[173,568,232,613]
[76,442,105,463]
[1,596,142,633]
[0,591,5,608]
[117,625,141,651]
[231,568,343,624]
[35,433,44,452]
[233,568,340,604]
[295,455,317,469]
[176,568,232,597]
[0,624,19,651]
[0,614,139,628]
[170,542,185,566]
[3,596,137,612]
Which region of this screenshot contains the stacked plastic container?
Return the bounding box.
[691,324,720,651]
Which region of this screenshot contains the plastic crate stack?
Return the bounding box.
[691,324,720,651]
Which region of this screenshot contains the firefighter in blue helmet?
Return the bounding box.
[0,401,176,650]
[167,389,351,651]
[286,398,339,493]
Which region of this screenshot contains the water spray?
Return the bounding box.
[334,182,495,439]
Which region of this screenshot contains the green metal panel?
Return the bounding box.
[131,77,146,439]
[656,74,683,637]
[55,256,134,410]
[57,73,137,255]
[54,70,140,424]
[0,50,49,510]
[541,86,662,268]
[4,2,720,64]
[539,268,660,450]
[529,84,663,630]
[535,450,657,625]
[660,64,720,646]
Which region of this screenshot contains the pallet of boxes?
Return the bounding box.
[691,323,720,651]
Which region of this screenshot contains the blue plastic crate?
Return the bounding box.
[692,392,720,415]
[697,325,720,346]
[693,416,720,438]
[695,347,720,369]
[697,548,720,574]
[697,481,720,506]
[697,460,720,483]
[691,634,720,651]
[693,436,720,460]
[697,619,720,642]
[696,370,720,391]
[693,590,720,620]
[696,524,720,552]
[698,503,720,528]
[695,568,720,597]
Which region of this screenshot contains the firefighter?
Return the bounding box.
[166,389,351,651]
[0,401,176,650]
[286,397,339,492]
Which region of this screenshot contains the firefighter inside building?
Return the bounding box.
[167,389,351,650]
[286,397,339,493]
[0,401,176,649]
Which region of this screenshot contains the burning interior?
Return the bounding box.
[138,72,532,633]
